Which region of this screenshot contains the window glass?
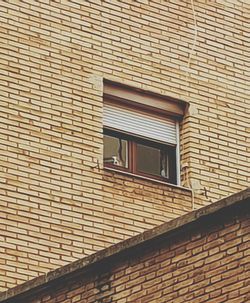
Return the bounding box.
[104,134,128,168]
[103,129,176,184]
[136,144,169,178]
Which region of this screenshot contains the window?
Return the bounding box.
[103,80,187,185]
[104,129,176,183]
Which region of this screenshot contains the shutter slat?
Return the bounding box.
[103,104,177,145]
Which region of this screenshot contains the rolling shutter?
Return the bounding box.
[103,104,177,145]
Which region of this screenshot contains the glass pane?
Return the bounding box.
[104,134,128,168]
[136,144,169,178]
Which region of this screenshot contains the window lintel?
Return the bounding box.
[103,79,188,119]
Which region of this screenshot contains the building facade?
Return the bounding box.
[0,0,249,291]
[0,189,249,303]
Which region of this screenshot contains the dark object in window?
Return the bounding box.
[104,129,176,184]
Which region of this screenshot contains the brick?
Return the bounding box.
[0,0,248,292]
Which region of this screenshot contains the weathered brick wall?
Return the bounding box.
[10,202,249,303]
[0,0,248,291]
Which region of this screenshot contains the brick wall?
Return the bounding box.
[0,0,248,291]
[2,197,248,303]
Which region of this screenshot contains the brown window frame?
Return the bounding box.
[104,129,177,184]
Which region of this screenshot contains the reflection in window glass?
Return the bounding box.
[136,144,169,178]
[104,135,128,168]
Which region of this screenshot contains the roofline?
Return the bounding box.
[0,187,249,302]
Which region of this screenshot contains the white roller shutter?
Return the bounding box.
[103,104,177,145]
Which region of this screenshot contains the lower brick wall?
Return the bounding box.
[0,169,194,292]
[102,170,196,235]
[18,200,249,303]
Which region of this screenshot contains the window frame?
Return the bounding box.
[103,128,177,184]
[103,80,187,186]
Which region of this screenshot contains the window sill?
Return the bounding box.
[104,167,192,192]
